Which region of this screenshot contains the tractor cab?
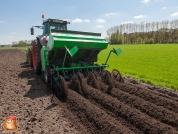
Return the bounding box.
[30,18,69,36]
[42,19,69,35]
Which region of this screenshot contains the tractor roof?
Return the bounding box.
[43,19,69,24]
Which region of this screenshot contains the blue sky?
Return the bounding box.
[0,0,178,44]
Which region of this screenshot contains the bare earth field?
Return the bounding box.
[0,50,178,134]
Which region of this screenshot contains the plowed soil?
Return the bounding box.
[0,50,178,134]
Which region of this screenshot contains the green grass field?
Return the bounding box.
[0,46,28,51]
[98,44,178,90]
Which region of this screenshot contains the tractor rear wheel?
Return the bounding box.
[27,47,33,67]
[32,40,42,74]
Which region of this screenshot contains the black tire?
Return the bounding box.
[27,47,33,67]
[32,39,42,74]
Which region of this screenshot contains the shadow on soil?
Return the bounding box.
[18,62,57,110]
[19,62,52,99]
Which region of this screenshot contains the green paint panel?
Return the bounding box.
[47,33,108,51]
[41,46,49,71]
[65,45,78,57]
[46,32,108,64]
[114,48,122,56]
[55,64,109,71]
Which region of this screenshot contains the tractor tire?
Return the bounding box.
[27,47,33,67]
[32,40,42,74]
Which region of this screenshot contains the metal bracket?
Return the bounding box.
[62,46,78,68]
[104,48,122,65]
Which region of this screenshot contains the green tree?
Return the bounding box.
[12,40,30,47]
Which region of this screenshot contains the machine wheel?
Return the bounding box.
[57,75,68,101]
[32,40,42,74]
[77,73,88,97]
[70,74,82,94]
[27,47,33,67]
[101,70,115,87]
[70,73,88,97]
[112,69,124,83]
[87,72,100,90]
[44,67,50,84]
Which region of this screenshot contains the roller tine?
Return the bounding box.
[50,94,55,103]
[77,73,88,97]
[112,69,124,83]
[63,70,66,78]
[99,67,101,74]
[92,71,98,79]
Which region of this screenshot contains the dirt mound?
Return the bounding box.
[0,50,178,134]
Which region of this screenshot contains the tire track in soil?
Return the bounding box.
[83,95,143,134]
[124,77,178,100]
[125,79,178,102]
[115,81,178,113]
[77,83,178,133]
[66,89,134,134]
[98,82,178,130]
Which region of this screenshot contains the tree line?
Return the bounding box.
[12,40,31,47]
[107,19,178,44]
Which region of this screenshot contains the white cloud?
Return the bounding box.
[162,7,166,9]
[84,19,90,22]
[63,19,70,21]
[72,19,90,23]
[134,14,147,19]
[95,25,104,28]
[122,21,134,24]
[0,21,4,23]
[141,0,150,3]
[11,32,17,35]
[105,12,119,16]
[171,12,178,17]
[72,19,83,23]
[96,19,106,23]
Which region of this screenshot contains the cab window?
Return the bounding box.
[50,23,67,31]
[43,23,48,35]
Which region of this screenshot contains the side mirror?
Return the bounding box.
[31,27,34,35]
